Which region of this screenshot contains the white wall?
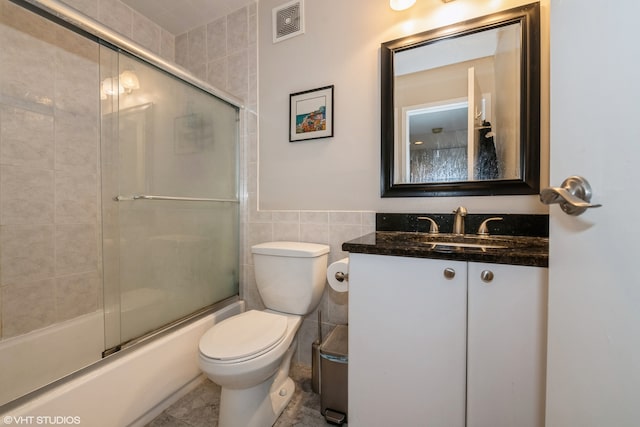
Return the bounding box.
[258,0,550,213]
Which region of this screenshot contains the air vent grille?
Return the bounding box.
[273,0,304,43]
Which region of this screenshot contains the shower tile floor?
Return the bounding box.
[147,364,339,426]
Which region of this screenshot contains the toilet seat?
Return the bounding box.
[199,310,288,363]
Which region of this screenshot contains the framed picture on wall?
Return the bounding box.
[289,85,334,142]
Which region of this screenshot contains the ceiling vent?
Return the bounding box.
[272,0,304,43]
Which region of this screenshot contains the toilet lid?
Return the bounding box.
[199,310,288,361]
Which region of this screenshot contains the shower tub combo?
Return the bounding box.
[0,0,244,424]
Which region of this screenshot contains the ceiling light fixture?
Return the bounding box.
[389,0,416,11]
[390,0,454,11]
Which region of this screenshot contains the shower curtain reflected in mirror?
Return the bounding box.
[0,0,239,406]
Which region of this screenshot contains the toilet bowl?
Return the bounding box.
[198,241,329,427]
[199,310,302,427]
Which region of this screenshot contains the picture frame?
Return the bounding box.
[289,85,334,142]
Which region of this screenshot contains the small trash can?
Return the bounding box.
[320,324,348,425]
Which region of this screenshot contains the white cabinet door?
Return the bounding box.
[466,263,548,427]
[348,253,467,427]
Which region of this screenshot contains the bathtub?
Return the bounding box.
[0,311,105,406]
[0,300,243,427]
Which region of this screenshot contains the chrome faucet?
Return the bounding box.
[452,206,468,235]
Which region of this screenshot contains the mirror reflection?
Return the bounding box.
[381,3,540,197]
[395,23,520,184]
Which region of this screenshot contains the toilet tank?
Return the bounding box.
[252,242,330,315]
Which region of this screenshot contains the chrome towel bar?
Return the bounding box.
[114,195,239,203]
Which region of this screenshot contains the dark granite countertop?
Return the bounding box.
[342,231,549,268]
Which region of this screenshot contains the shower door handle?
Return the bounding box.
[540,176,602,216]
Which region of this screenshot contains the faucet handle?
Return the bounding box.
[477,217,503,236]
[417,216,439,234]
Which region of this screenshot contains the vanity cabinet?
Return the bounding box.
[348,253,547,427]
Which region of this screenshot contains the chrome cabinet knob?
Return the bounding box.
[444,268,456,279]
[480,270,494,283]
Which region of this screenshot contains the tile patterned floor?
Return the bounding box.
[147,365,338,427]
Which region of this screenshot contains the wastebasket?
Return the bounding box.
[320,324,348,425]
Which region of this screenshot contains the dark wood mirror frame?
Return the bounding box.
[381,2,540,197]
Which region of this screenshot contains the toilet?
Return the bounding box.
[198,241,330,427]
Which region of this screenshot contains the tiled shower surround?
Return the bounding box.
[0,0,175,340]
[0,2,102,338]
[0,0,368,369]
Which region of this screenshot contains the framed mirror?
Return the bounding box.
[381,3,540,197]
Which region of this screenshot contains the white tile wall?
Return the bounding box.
[0,107,54,170]
[0,225,55,284]
[175,3,256,110]
[207,18,227,60]
[1,278,57,336]
[98,0,133,39]
[55,0,176,63]
[0,0,175,340]
[132,11,161,55]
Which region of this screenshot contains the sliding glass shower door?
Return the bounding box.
[0,0,241,406]
[101,48,239,351]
